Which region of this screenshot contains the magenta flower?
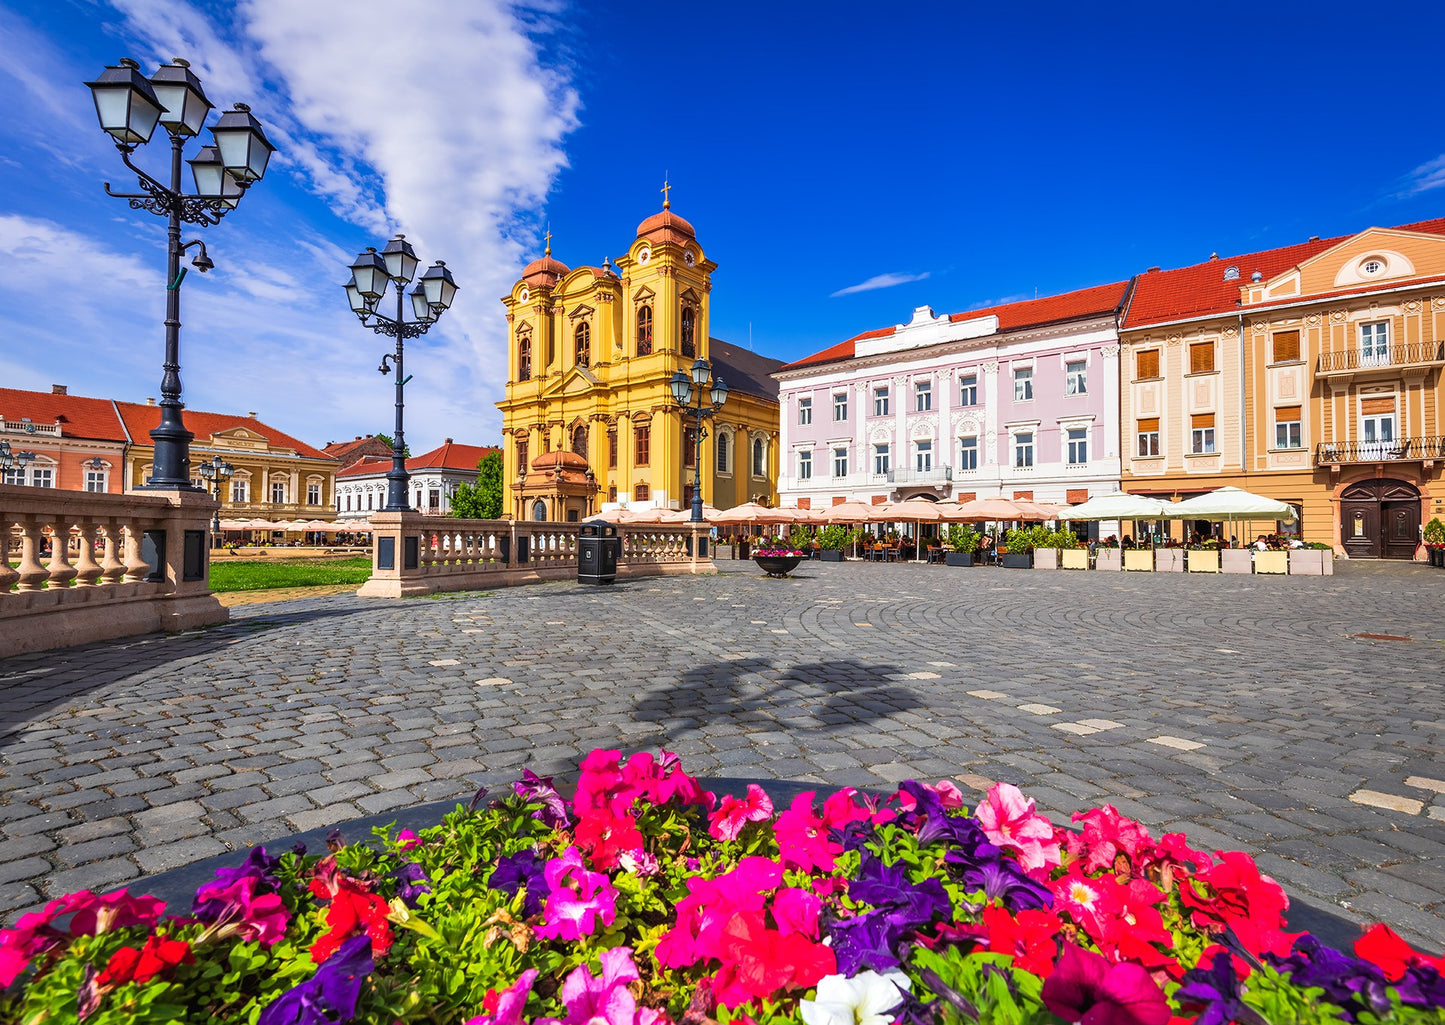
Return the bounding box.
[535,846,618,941]
[975,782,1061,873]
[0,891,100,986]
[1040,942,1170,1025]
[708,784,773,840]
[397,829,423,851]
[193,876,290,947]
[772,887,822,938]
[69,889,166,936]
[775,792,838,872]
[465,968,539,1025]
[539,947,642,1025]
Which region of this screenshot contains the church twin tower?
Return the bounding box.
[497,191,783,522]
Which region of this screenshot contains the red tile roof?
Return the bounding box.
[111,401,334,461]
[780,280,1130,371]
[322,436,388,460]
[1122,217,1445,329]
[335,442,499,478]
[0,388,128,441]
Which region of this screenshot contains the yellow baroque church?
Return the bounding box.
[498,196,783,522]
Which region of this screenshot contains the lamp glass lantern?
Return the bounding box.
[149,58,212,137]
[409,281,437,322]
[710,376,729,408]
[691,356,711,387]
[187,145,243,208]
[85,58,164,146]
[381,235,420,284]
[349,248,391,300]
[418,261,458,311]
[209,103,275,183]
[343,275,370,315]
[669,371,693,407]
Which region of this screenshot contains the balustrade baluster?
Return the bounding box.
[0,515,18,593]
[73,523,104,587]
[15,520,49,591]
[122,524,152,582]
[45,523,79,588]
[99,523,126,584]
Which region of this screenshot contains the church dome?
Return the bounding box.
[636,208,696,246]
[521,253,570,287]
[530,451,588,472]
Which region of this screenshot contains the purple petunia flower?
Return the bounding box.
[513,769,571,829]
[829,909,899,975]
[956,859,1053,913]
[849,857,951,927]
[393,862,430,907]
[192,847,280,918]
[1266,936,1393,1021]
[1176,950,1264,1025]
[489,849,546,918]
[256,934,373,1025]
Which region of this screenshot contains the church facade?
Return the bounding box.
[497,198,783,522]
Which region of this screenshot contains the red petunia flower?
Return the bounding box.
[95,932,194,988]
[978,905,1062,978]
[309,877,393,964]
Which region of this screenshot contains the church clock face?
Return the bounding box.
[684,250,696,267]
[638,247,651,265]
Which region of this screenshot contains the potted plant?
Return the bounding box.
[1424,517,1445,567]
[1032,525,1060,571]
[1053,528,1088,570]
[1288,540,1334,576]
[1000,527,1034,569]
[943,524,980,566]
[815,525,852,562]
[753,545,804,577]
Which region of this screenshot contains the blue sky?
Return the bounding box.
[3,1,1443,452]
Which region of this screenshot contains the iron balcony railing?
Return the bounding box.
[886,465,953,485]
[1315,436,1445,464]
[1316,340,1445,375]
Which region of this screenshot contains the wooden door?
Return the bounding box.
[1342,499,1380,558]
[1382,501,1420,560]
[1339,478,1421,560]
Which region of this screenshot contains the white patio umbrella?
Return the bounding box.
[1166,486,1296,547]
[1057,492,1178,548]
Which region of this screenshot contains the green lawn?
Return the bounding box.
[208,556,372,593]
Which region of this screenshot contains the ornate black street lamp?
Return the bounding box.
[344,235,458,512]
[669,357,728,523]
[86,57,274,490]
[195,454,234,543]
[0,441,37,480]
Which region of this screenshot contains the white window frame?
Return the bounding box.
[914,439,933,471]
[1013,431,1034,468]
[1275,415,1302,450]
[1359,321,1389,365]
[84,469,108,492]
[914,381,932,412]
[1360,408,1397,458]
[873,443,890,475]
[1138,427,1160,457]
[1067,427,1088,464]
[798,397,812,426]
[231,478,249,503]
[959,374,978,406]
[873,387,889,417]
[752,438,767,477]
[1190,426,1216,455]
[797,449,812,480]
[30,466,54,488]
[1065,360,1087,396]
[271,480,288,504]
[716,432,731,475]
[958,436,978,471]
[307,483,321,505]
[832,446,848,478]
[833,392,848,421]
[1013,366,1033,401]
[2,467,25,486]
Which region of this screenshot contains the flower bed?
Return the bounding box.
[3,750,1442,1024]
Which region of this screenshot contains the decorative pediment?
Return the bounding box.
[632,285,655,303]
[209,427,271,451]
[1248,228,1445,304]
[679,286,701,305]
[568,303,595,321]
[539,365,602,399]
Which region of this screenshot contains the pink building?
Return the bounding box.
[773,283,1130,525]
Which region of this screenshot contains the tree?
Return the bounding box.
[375,434,411,458]
[451,451,504,519]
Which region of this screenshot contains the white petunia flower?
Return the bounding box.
[799,971,908,1025]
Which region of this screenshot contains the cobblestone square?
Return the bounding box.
[3,559,1443,950]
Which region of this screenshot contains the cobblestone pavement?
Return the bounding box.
[3,559,1444,949]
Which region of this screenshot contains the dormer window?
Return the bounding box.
[1361,259,1383,276]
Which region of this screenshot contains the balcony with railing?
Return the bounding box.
[1316,340,1445,377]
[1315,436,1445,465]
[886,465,953,486]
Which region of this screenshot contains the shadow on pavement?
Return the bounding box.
[632,656,924,749]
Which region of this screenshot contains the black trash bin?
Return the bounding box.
[578,522,620,584]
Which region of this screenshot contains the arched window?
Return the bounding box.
[636,305,653,356]
[681,306,696,358]
[518,335,532,381]
[634,483,650,502]
[753,438,766,477]
[532,500,548,521]
[575,322,590,368]
[572,424,588,458]
[716,432,730,473]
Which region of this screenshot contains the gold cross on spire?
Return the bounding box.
[543,226,553,257]
[661,176,671,210]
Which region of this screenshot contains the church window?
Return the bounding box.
[572,424,588,458]
[634,483,650,501]
[532,500,547,521]
[608,428,618,468]
[716,433,730,473]
[637,305,653,356]
[518,336,532,381]
[608,485,617,502]
[575,322,590,368]
[516,437,529,473]
[681,306,696,358]
[752,438,767,477]
[684,426,697,468]
[635,424,650,466]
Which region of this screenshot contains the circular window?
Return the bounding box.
[1361,259,1384,276]
[519,286,529,302]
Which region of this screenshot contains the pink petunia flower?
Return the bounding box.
[1068,805,1152,873]
[397,829,423,851]
[774,793,838,873]
[975,783,1061,872]
[535,847,618,942]
[708,784,773,841]
[465,968,538,1025]
[537,947,643,1025]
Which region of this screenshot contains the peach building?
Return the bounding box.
[1120,218,1445,557]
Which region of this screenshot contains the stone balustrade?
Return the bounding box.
[358,513,713,598]
[1,485,227,659]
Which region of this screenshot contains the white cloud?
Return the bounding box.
[830,271,931,297]
[1399,154,1445,197]
[79,0,582,449]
